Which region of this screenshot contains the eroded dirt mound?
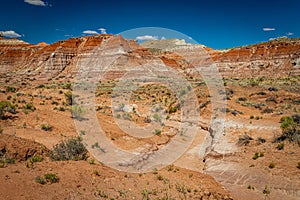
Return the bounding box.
[0,134,47,162]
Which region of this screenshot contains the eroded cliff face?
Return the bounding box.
[0,35,299,79]
[156,38,300,78]
[212,38,300,78]
[0,35,112,79]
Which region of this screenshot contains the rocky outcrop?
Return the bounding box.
[212,38,300,78]
[0,35,299,79]
[154,38,300,78]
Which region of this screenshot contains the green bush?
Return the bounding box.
[35,176,46,185]
[71,105,85,120]
[29,156,43,163]
[269,162,275,169]
[49,138,88,161]
[41,124,52,131]
[253,152,259,160]
[238,134,253,146]
[275,115,300,145]
[23,103,36,112]
[44,173,59,183]
[5,86,17,93]
[0,101,16,119]
[276,143,284,150]
[64,91,74,105]
[154,129,161,136]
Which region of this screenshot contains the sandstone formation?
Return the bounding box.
[0,35,299,79]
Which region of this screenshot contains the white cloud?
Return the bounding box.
[82,30,99,35]
[135,35,158,41]
[24,0,46,6]
[263,27,275,31]
[269,36,287,41]
[161,36,166,40]
[98,28,107,34]
[0,30,22,38]
[286,32,294,36]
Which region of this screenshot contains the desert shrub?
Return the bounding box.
[268,87,278,91]
[269,162,275,169]
[88,158,95,164]
[64,91,75,105]
[57,106,65,111]
[23,103,36,112]
[276,143,284,150]
[168,105,178,113]
[5,86,17,93]
[36,84,45,88]
[29,156,43,163]
[261,107,273,114]
[257,137,266,144]
[41,124,52,131]
[257,91,267,95]
[35,176,46,185]
[62,82,72,90]
[274,115,300,145]
[71,105,85,120]
[44,173,59,183]
[199,101,210,109]
[237,97,247,101]
[221,108,243,116]
[252,152,259,160]
[51,101,59,105]
[49,137,88,161]
[238,134,253,146]
[154,129,161,136]
[263,186,271,198]
[122,112,132,121]
[266,97,277,103]
[0,101,16,119]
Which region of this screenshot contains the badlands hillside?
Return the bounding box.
[0,34,299,200]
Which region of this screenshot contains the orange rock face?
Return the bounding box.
[0,35,299,79]
[211,38,300,78]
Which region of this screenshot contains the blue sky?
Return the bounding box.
[0,0,299,49]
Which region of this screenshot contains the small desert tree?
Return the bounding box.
[275,115,300,145]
